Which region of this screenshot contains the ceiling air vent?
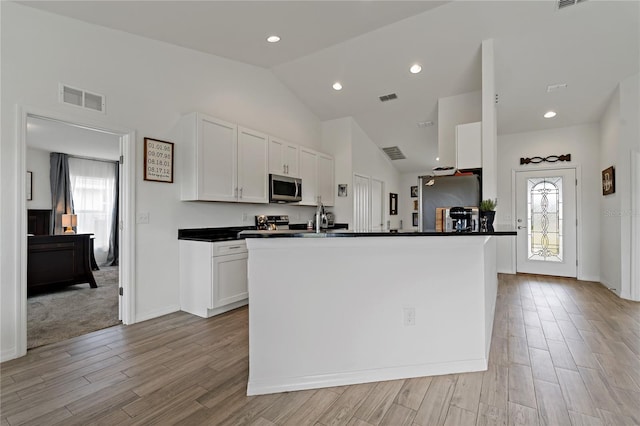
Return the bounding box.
[59,83,105,113]
[382,146,406,160]
[379,93,398,102]
[558,0,587,10]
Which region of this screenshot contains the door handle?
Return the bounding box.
[517,226,526,229]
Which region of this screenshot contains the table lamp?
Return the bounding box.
[62,214,77,234]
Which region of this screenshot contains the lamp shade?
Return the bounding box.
[62,214,77,228]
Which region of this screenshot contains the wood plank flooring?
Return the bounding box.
[2,274,639,425]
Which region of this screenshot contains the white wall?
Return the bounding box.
[600,73,640,300]
[351,120,401,230]
[321,118,353,226]
[600,88,621,293]
[26,148,52,210]
[496,124,601,280]
[321,117,401,230]
[400,172,428,231]
[1,2,321,360]
[437,91,482,167]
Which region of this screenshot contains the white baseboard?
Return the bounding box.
[1,347,19,363]
[135,304,180,323]
[247,358,487,396]
[578,275,600,283]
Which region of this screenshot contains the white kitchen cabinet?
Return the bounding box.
[317,153,334,206]
[269,137,299,177]
[179,239,248,318]
[299,147,335,206]
[299,147,318,205]
[455,121,482,170]
[237,126,269,203]
[177,112,268,203]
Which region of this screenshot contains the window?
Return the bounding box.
[527,176,563,262]
[68,157,117,266]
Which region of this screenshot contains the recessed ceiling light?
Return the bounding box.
[410,64,422,74]
[266,35,280,43]
[332,82,343,91]
[543,111,557,118]
[436,157,440,161]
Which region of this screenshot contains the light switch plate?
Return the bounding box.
[136,212,149,224]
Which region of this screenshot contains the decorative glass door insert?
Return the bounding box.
[527,176,563,262]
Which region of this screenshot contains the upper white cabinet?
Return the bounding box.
[237,126,269,203]
[455,121,482,170]
[317,153,335,206]
[177,112,268,203]
[299,147,334,206]
[269,137,299,177]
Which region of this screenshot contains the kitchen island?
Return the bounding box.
[243,229,515,396]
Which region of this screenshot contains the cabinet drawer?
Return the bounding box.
[212,240,247,256]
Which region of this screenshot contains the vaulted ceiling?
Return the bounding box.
[19,1,640,172]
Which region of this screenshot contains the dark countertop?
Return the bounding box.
[178,223,350,242]
[178,226,254,242]
[240,227,517,238]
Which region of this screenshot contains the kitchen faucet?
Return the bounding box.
[315,197,324,232]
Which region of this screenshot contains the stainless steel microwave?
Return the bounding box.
[269,174,302,203]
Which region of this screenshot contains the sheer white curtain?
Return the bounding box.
[68,157,117,266]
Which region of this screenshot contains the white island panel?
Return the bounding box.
[246,235,497,395]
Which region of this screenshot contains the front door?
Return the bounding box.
[515,168,577,277]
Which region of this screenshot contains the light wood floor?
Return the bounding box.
[2,274,639,426]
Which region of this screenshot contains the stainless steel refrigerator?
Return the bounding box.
[418,175,480,231]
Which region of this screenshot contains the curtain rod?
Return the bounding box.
[68,154,119,165]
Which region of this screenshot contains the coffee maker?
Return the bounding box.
[447,207,478,232]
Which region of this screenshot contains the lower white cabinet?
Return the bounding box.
[179,239,248,318]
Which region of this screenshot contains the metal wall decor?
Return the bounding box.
[520,154,571,165]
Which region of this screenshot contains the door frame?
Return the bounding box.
[15,105,136,357]
[511,165,584,279]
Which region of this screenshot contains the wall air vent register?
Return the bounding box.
[59,83,105,113]
[382,146,406,160]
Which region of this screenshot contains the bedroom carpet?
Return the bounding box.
[27,266,120,349]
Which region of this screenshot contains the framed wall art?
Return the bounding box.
[144,137,174,183]
[602,166,615,195]
[412,212,418,227]
[410,185,418,198]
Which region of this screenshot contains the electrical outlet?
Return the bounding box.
[136,212,149,224]
[403,307,416,326]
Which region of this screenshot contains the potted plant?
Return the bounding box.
[479,198,497,228]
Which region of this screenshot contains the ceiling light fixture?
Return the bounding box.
[266,35,280,43]
[543,111,557,118]
[332,82,343,91]
[409,64,422,74]
[436,157,440,161]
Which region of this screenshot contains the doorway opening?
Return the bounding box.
[17,108,135,355]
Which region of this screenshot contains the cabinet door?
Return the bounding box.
[268,138,286,175]
[212,253,248,308]
[317,153,334,206]
[283,143,299,177]
[455,122,482,170]
[299,147,318,205]
[199,116,237,201]
[237,126,268,203]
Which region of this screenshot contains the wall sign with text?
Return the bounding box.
[144,137,174,183]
